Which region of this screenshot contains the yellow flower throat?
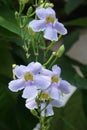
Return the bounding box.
[51,75,59,83]
[46,16,55,24]
[24,72,33,81]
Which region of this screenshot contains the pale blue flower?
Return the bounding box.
[40,93,64,117]
[25,98,38,110]
[40,65,70,100]
[29,7,67,41]
[8,62,51,100]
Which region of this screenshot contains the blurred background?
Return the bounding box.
[0,0,87,130]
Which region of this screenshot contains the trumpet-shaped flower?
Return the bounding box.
[8,62,51,100]
[29,7,67,41]
[40,65,70,100]
[8,62,71,117]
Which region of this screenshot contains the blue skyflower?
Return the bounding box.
[8,62,50,100]
[29,7,67,41]
[40,65,70,100]
[8,62,70,116]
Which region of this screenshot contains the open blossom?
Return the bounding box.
[29,7,67,41]
[41,65,70,100]
[8,62,70,117]
[25,64,70,117]
[8,62,50,100]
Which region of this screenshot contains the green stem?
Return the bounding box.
[45,34,62,57]
[45,40,55,56]
[43,54,54,66]
[48,56,58,69]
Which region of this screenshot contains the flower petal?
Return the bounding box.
[27,62,42,74]
[54,21,67,35]
[52,65,61,76]
[40,67,53,76]
[25,98,37,110]
[29,20,46,32]
[36,7,56,19]
[46,104,54,117]
[41,103,54,117]
[51,98,64,108]
[13,65,26,78]
[45,7,56,17]
[44,24,58,41]
[59,80,70,94]
[49,85,59,100]
[22,86,38,99]
[34,75,51,90]
[36,7,48,19]
[8,79,25,92]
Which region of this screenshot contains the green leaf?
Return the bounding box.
[0,26,20,40]
[0,16,20,35]
[65,0,84,14]
[63,30,80,52]
[56,56,87,89]
[65,17,87,27]
[50,90,87,130]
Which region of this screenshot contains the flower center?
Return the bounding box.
[40,92,50,101]
[51,75,59,83]
[46,16,55,24]
[24,72,33,82]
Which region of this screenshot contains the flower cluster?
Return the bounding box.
[8,62,70,117]
[29,7,67,41]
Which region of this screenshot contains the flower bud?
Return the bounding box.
[15,11,19,19]
[19,0,29,4]
[40,2,54,8]
[27,6,33,16]
[30,110,38,117]
[52,52,56,56]
[57,45,65,57]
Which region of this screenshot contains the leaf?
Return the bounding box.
[56,56,87,89]
[63,30,80,52]
[65,0,84,14]
[50,90,87,130]
[0,16,20,35]
[64,17,87,27]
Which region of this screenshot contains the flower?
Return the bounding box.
[25,90,64,117]
[8,62,71,117]
[8,62,51,100]
[40,65,70,100]
[29,7,67,41]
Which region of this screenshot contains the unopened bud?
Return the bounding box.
[52,52,56,56]
[12,64,16,79]
[40,2,54,8]
[19,0,29,4]
[28,26,35,36]
[15,11,19,18]
[27,6,33,16]
[57,45,65,57]
[30,110,38,117]
[12,64,16,69]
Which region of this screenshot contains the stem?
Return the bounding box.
[45,34,62,57]
[43,54,54,66]
[48,56,58,69]
[45,40,55,56]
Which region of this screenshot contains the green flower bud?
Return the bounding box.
[30,110,38,117]
[27,6,33,16]
[40,2,54,8]
[19,0,29,4]
[52,52,56,56]
[57,45,65,57]
[15,11,19,18]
